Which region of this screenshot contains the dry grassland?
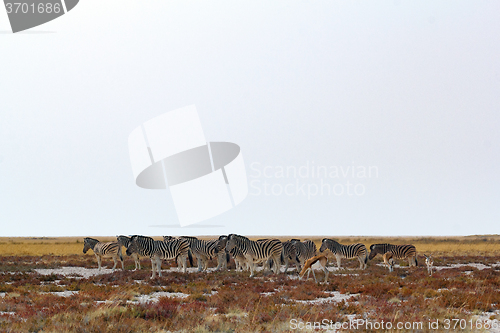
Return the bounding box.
[1,235,499,256]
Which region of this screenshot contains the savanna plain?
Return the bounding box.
[1,235,500,332]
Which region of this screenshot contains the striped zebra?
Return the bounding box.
[180,236,220,272]
[117,236,142,270]
[368,244,418,267]
[319,238,368,270]
[280,240,301,273]
[225,234,282,277]
[219,235,248,271]
[126,235,191,278]
[83,237,124,271]
[291,239,317,270]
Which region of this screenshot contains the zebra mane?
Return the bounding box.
[228,234,248,240]
[84,237,99,243]
[130,235,154,241]
[323,238,340,246]
[289,238,301,242]
[218,235,227,240]
[180,236,198,240]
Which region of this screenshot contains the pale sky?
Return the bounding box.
[1,1,499,237]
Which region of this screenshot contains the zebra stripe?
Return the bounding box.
[117,236,141,270]
[225,234,282,277]
[180,236,220,272]
[291,239,317,270]
[319,238,368,269]
[83,237,124,271]
[368,244,418,267]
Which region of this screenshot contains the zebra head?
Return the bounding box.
[126,236,139,256]
[225,234,239,252]
[368,244,381,260]
[319,238,329,252]
[216,236,228,250]
[83,237,98,254]
[117,236,130,248]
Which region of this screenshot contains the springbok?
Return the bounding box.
[298,254,329,283]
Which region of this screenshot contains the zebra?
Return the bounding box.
[424,254,433,275]
[179,236,220,272]
[215,236,231,271]
[225,234,282,277]
[126,235,191,278]
[291,239,317,270]
[117,235,142,270]
[218,235,248,271]
[319,238,368,270]
[280,240,301,273]
[83,237,124,271]
[368,244,418,267]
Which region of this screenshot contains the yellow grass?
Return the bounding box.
[0,235,499,256]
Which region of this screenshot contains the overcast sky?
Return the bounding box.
[1,1,499,237]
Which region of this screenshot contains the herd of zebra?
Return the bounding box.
[83,235,433,281]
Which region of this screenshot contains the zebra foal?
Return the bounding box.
[368,244,418,268]
[225,234,282,277]
[319,238,368,270]
[83,237,124,271]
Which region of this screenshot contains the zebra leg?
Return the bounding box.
[273,255,281,274]
[150,257,157,279]
[358,256,364,270]
[133,254,139,270]
[96,254,101,271]
[183,254,188,273]
[323,267,329,283]
[156,257,162,277]
[112,256,118,271]
[249,261,256,278]
[283,257,289,273]
[336,255,342,270]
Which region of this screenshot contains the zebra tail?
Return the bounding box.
[280,252,285,265]
[119,250,123,262]
[225,252,230,264]
[188,249,194,267]
[364,255,368,264]
[415,257,418,266]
